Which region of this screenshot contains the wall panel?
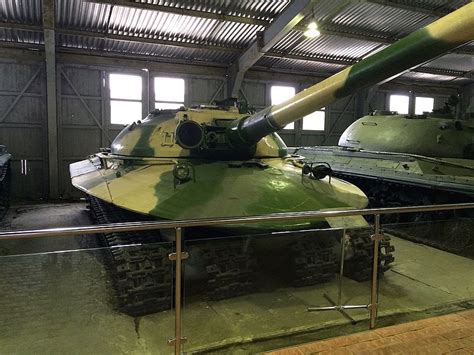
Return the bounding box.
[189,77,224,105]
[0,62,47,200]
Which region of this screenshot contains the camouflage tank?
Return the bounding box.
[0,145,11,219]
[70,3,473,315]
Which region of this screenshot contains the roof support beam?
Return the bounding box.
[42,0,59,199]
[0,22,469,80]
[86,0,269,26]
[228,0,313,98]
[0,22,241,53]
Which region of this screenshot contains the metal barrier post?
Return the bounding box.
[369,214,382,329]
[308,228,369,322]
[168,227,188,354]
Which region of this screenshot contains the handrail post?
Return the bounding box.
[369,214,382,329]
[175,227,183,355]
[168,227,188,354]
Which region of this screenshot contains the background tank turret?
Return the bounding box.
[70,3,474,315]
[0,145,11,219]
[339,112,474,159]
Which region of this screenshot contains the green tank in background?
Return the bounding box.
[0,145,11,219]
[298,109,474,204]
[70,3,474,316]
[297,108,474,255]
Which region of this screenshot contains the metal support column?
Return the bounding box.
[42,0,59,199]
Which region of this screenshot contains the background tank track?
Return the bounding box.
[344,232,395,282]
[88,197,394,315]
[0,160,11,219]
[334,173,474,257]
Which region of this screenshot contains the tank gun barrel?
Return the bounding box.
[229,2,474,146]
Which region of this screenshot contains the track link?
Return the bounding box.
[89,197,173,316]
[290,237,338,287]
[203,239,257,300]
[344,232,395,282]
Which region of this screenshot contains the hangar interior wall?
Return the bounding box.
[0,54,462,200]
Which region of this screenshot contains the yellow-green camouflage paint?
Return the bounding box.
[71,155,368,228]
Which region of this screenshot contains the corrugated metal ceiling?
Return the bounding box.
[0,0,471,84]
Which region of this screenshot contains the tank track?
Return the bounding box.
[202,239,257,300]
[88,197,395,315]
[344,232,395,282]
[0,161,11,219]
[88,197,173,317]
[88,198,259,312]
[290,237,338,286]
[385,219,474,257]
[335,172,474,257]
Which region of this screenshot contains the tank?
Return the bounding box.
[0,145,11,219]
[299,110,474,203]
[70,3,473,315]
[297,111,474,255]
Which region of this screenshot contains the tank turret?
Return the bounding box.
[339,113,474,159]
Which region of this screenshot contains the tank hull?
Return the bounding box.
[296,146,474,200]
[70,154,369,229]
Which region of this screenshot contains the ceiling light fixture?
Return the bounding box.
[304,21,320,38]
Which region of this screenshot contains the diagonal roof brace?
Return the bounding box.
[227,0,314,98]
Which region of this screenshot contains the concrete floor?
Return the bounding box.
[0,203,473,354]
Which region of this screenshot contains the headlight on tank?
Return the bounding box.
[174,164,190,181]
[173,162,195,187]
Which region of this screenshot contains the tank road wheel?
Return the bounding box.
[203,239,257,301]
[290,237,338,287]
[0,161,11,218]
[344,231,395,282]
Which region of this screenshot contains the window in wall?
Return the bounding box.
[155,77,185,109]
[389,94,409,114]
[109,73,143,125]
[271,85,296,130]
[303,108,325,131]
[415,96,434,115]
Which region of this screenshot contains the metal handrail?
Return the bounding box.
[0,202,473,240]
[1,201,473,354]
